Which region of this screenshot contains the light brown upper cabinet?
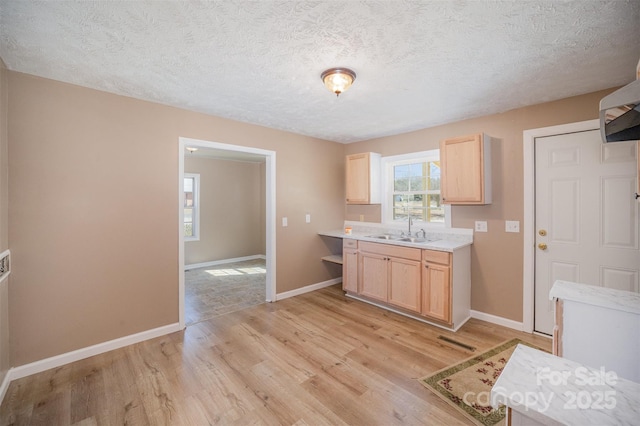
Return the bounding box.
[345,152,381,204]
[440,133,493,205]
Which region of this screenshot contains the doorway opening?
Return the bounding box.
[178,137,276,328]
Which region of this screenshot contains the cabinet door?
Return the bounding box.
[342,248,358,293]
[422,262,451,323]
[388,257,422,312]
[346,153,371,204]
[440,134,490,204]
[359,252,388,301]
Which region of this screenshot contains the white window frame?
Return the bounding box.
[184,173,200,241]
[381,149,451,228]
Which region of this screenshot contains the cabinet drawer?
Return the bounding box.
[422,249,450,265]
[343,239,358,249]
[359,241,421,261]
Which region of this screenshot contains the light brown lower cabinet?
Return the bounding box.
[388,257,422,312]
[342,239,359,293]
[359,251,389,301]
[422,251,452,323]
[347,240,470,330]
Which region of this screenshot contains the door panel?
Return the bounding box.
[388,258,421,312]
[534,129,639,334]
[359,252,388,301]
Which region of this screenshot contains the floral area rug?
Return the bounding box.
[419,338,542,426]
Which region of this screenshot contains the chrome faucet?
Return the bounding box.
[408,215,413,236]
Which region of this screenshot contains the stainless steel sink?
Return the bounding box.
[366,234,399,240]
[366,234,439,244]
[397,237,429,243]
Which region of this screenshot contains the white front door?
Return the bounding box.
[534,129,639,334]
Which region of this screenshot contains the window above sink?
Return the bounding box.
[381,149,451,229]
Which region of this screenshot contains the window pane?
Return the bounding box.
[427,194,444,223]
[394,165,409,191]
[429,162,441,190]
[184,208,193,223]
[184,177,193,192]
[393,194,427,221]
[184,177,194,207]
[184,223,193,237]
[408,163,425,191]
[184,192,193,207]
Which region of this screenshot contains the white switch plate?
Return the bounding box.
[475,221,488,232]
[505,220,520,233]
[305,214,311,223]
[282,217,288,227]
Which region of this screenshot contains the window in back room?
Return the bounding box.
[184,173,200,241]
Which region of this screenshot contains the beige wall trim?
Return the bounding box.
[470,309,524,331]
[8,322,181,382]
[275,278,342,301]
[185,254,266,271]
[522,119,599,333]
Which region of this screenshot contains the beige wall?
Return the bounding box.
[345,88,616,322]
[7,72,345,366]
[184,157,265,265]
[0,59,9,383]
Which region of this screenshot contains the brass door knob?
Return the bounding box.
[538,243,548,250]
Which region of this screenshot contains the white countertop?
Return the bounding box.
[318,229,472,252]
[491,344,640,426]
[549,280,640,315]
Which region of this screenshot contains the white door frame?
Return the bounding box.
[178,137,276,329]
[522,119,599,333]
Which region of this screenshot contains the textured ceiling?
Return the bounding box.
[1,1,639,143]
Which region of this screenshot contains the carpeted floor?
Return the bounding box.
[185,258,266,325]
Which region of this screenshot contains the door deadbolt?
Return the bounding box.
[538,229,547,236]
[538,243,548,250]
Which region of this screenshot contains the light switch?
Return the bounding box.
[305,214,311,223]
[475,221,488,232]
[505,220,520,233]
[282,217,288,227]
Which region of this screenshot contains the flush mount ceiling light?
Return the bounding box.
[321,67,356,97]
[186,147,198,153]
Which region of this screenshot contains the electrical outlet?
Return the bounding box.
[282,217,288,227]
[475,221,488,232]
[305,213,311,223]
[505,220,520,233]
[359,214,365,221]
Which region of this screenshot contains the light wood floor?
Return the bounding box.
[0,285,550,425]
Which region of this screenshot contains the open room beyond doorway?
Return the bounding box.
[185,258,267,325]
[178,137,276,329]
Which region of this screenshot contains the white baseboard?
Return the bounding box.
[9,322,182,381]
[185,254,266,271]
[275,278,342,301]
[470,310,524,331]
[0,369,11,406]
